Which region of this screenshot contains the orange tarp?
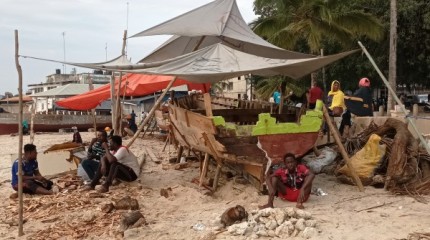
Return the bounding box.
[56,73,209,110]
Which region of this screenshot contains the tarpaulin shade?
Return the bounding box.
[132,0,315,63]
[56,73,209,110]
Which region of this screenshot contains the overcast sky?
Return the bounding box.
[0,0,257,95]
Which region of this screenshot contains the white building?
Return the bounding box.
[28,69,113,95]
[31,84,103,113]
[216,75,254,100]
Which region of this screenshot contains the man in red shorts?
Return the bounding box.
[259,153,315,209]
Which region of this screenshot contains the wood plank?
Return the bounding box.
[203,93,213,117]
[322,105,364,191]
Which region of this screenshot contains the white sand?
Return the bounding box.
[0,132,429,239]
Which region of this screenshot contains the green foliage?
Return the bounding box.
[252,0,430,94]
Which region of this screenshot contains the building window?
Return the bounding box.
[227,82,233,91]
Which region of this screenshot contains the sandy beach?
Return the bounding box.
[0,131,429,240]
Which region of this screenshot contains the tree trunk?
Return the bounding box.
[387,0,397,113]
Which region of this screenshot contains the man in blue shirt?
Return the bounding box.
[11,144,53,195]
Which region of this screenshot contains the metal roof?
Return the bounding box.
[31,84,104,97]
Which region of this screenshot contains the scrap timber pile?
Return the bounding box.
[3,174,146,239]
[342,118,430,196]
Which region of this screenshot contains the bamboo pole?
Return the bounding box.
[358,41,430,155]
[88,74,97,137]
[114,30,128,136]
[323,105,364,191]
[127,36,206,148]
[14,29,24,237]
[30,101,35,144]
[110,72,116,131]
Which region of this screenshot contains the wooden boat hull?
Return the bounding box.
[258,132,319,165]
[0,113,112,135]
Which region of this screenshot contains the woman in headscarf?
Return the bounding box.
[328,80,346,116]
[328,80,351,137]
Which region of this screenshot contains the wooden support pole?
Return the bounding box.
[199,153,210,187]
[30,102,35,144]
[14,29,24,237]
[176,146,184,163]
[323,105,364,191]
[110,71,116,131]
[212,164,222,191]
[199,94,214,186]
[114,30,128,136]
[88,74,97,137]
[127,77,178,147]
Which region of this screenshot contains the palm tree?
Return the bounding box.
[252,0,384,53]
[251,0,384,101]
[387,0,397,112]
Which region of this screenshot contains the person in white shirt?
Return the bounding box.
[83,135,140,193]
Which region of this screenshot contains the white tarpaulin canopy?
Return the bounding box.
[127,43,360,82]
[22,43,359,83]
[131,0,314,62]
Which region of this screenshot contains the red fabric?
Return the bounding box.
[278,188,310,202]
[56,74,210,110]
[273,164,309,185]
[309,86,323,104]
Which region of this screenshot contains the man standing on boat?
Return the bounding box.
[83,135,139,193]
[259,153,315,209]
[11,144,54,195]
[80,131,108,181]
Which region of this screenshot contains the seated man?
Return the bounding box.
[11,144,54,195]
[84,135,140,193]
[80,131,108,180]
[259,153,315,209]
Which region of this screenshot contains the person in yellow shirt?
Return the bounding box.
[327,80,351,137]
[328,80,346,116]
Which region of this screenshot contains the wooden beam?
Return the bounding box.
[203,93,213,117]
[322,105,364,191]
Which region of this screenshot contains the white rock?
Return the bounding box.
[259,208,274,217]
[284,207,296,217]
[305,219,317,228]
[259,216,269,224]
[265,220,278,230]
[256,229,268,237]
[289,218,298,224]
[268,230,276,237]
[295,209,312,219]
[295,218,306,231]
[273,208,286,225]
[302,227,317,239]
[291,229,299,237]
[227,222,249,236]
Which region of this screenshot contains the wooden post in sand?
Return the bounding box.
[323,105,364,191]
[88,74,97,137]
[14,29,24,236]
[30,101,35,144]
